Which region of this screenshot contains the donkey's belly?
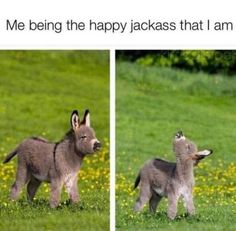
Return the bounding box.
[153,187,165,196]
[32,173,50,182]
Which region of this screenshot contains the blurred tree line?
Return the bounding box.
[116,50,236,75]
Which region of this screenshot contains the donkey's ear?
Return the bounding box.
[192,149,213,163]
[197,149,213,157]
[81,109,90,127]
[71,110,80,130]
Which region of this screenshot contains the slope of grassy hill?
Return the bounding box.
[0,50,109,231]
[116,61,236,231]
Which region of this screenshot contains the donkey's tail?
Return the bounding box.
[133,172,141,190]
[3,148,18,164]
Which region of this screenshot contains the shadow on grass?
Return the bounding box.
[139,210,204,223]
[3,198,86,212]
[6,198,106,212]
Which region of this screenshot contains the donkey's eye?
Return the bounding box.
[80,135,87,139]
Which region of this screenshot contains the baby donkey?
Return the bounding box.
[134,131,213,219]
[3,109,101,208]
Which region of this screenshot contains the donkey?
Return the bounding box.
[134,131,212,219]
[3,109,101,208]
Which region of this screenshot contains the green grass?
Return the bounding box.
[0,51,109,231]
[116,61,236,231]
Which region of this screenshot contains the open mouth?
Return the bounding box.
[93,143,102,152]
[94,146,101,152]
[175,131,186,140]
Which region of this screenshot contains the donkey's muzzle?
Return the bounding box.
[175,131,183,138]
[93,141,101,151]
[174,130,186,141]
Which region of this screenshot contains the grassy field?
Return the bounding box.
[0,51,109,231]
[116,61,236,231]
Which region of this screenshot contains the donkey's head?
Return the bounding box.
[173,131,213,164]
[70,109,101,155]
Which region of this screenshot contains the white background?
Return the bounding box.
[1,0,236,49]
[1,1,235,230]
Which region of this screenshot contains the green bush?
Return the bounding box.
[116,50,236,75]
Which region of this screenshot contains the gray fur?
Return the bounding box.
[134,131,213,219]
[3,109,101,208]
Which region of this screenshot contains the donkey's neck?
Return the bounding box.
[61,137,84,171]
[176,158,194,183]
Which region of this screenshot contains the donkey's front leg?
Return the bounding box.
[167,194,179,220]
[183,190,195,216]
[66,176,79,204]
[50,180,63,208]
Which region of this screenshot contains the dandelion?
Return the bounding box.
[116,157,236,220]
[0,137,110,210]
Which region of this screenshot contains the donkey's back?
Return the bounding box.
[135,158,176,192]
[4,137,55,163]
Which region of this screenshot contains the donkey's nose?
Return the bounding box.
[176,131,183,138]
[175,131,185,140]
[93,141,101,151]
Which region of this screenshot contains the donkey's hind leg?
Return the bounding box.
[27,176,42,202]
[149,193,162,213]
[134,182,151,212]
[11,163,29,200]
